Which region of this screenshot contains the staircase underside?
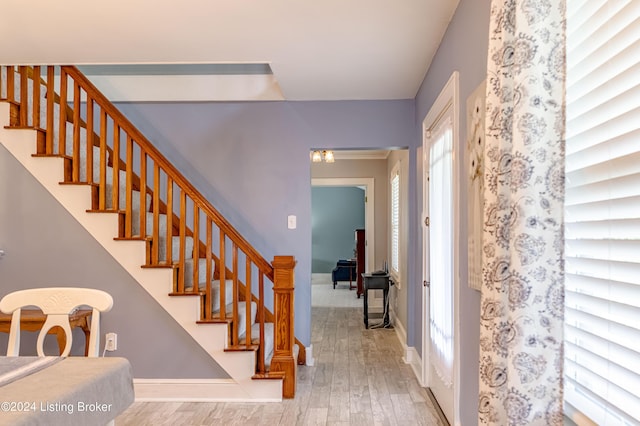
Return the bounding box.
[0,101,284,401]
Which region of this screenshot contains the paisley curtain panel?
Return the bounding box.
[478,1,567,425]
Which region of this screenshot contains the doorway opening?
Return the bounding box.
[311,178,374,308]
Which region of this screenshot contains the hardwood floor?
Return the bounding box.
[117,284,445,425]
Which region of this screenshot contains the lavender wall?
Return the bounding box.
[115,100,415,345]
[1,1,489,403]
[0,145,228,379]
[413,0,491,424]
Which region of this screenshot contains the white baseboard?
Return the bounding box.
[305,344,315,366]
[391,310,407,350]
[388,311,424,386]
[133,379,282,402]
[405,347,424,387]
[390,310,425,387]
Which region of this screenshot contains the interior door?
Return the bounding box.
[423,108,456,424]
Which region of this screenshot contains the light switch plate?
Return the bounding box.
[287,215,296,229]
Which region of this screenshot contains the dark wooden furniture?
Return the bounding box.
[0,309,92,356]
[361,273,391,329]
[355,228,365,298]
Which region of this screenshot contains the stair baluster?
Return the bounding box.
[19,67,28,126]
[45,67,55,153]
[6,67,15,103]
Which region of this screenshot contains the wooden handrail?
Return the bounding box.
[61,66,275,282]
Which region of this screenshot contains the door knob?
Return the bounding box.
[423,280,430,287]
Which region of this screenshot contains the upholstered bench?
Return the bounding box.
[331,259,357,289]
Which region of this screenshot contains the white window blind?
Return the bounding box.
[391,166,400,275]
[564,0,640,424]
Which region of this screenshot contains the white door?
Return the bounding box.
[422,72,458,425]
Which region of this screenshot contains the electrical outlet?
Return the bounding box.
[105,333,117,351]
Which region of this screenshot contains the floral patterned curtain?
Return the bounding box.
[478,1,566,425]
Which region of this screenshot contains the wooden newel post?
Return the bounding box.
[271,255,296,398]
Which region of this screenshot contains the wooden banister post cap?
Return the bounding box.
[272,256,296,269]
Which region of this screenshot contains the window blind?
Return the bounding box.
[564,0,640,424]
[391,168,400,274]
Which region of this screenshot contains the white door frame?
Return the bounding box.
[311,178,375,273]
[420,142,430,387]
[421,71,461,426]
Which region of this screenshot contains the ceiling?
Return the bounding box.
[0,0,460,101]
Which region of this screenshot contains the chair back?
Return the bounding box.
[0,287,113,357]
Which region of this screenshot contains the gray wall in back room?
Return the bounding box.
[311,186,365,273]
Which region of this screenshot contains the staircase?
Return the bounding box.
[0,65,301,399]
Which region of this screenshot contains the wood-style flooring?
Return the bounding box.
[117,283,446,425]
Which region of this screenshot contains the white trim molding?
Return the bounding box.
[391,310,406,349]
[62,74,285,102]
[133,378,281,402]
[305,344,315,367]
[405,347,425,387]
[392,311,425,387]
[387,308,425,388]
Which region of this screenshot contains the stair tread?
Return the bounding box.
[195,318,231,324]
[32,153,72,160]
[87,209,122,214]
[141,263,176,268]
[144,258,203,270]
[168,291,202,296]
[5,125,45,131]
[225,344,259,352]
[252,372,285,380]
[61,182,100,187]
[115,235,148,241]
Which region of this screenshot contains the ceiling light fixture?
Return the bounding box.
[311,150,335,163]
